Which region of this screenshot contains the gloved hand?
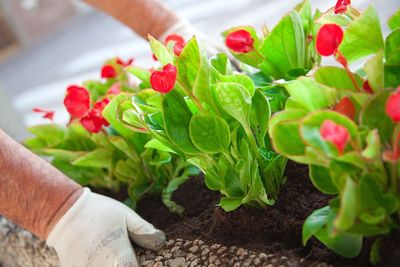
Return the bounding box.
[159,19,240,70]
[46,188,165,267]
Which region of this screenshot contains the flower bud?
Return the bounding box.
[64,85,90,118]
[150,64,177,93]
[316,24,344,57]
[225,29,254,53]
[320,120,350,155]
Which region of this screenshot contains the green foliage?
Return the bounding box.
[269,6,400,261]
[26,58,197,213]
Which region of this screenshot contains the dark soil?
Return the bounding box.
[133,162,397,267]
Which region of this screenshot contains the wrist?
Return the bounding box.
[42,186,83,240]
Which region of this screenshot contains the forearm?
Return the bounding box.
[0,129,83,240]
[84,0,180,39]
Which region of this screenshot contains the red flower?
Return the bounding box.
[107,83,121,95]
[225,29,254,53]
[320,120,350,155]
[165,34,186,56]
[362,81,373,94]
[316,24,344,57]
[80,98,110,133]
[386,89,400,122]
[64,85,90,118]
[116,57,134,67]
[150,64,177,93]
[334,97,355,120]
[101,65,117,79]
[33,107,55,121]
[335,0,351,14]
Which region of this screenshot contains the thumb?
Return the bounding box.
[126,211,166,250]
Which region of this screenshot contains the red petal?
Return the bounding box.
[334,96,355,120]
[225,29,254,53]
[63,85,90,118]
[116,57,134,67]
[173,42,185,56]
[335,0,351,14]
[107,83,121,95]
[165,34,185,45]
[316,24,344,56]
[33,107,55,121]
[362,80,373,94]
[80,111,104,133]
[386,89,400,122]
[320,120,350,155]
[150,64,177,93]
[101,65,117,78]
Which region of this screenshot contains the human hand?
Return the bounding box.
[46,188,165,267]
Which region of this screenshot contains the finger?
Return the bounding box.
[125,212,166,250]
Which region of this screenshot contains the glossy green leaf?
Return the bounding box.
[148,35,174,65]
[334,178,357,231]
[314,67,363,92]
[388,8,400,31]
[210,53,233,76]
[72,148,112,169]
[28,124,65,147]
[220,197,243,212]
[162,90,199,154]
[260,11,306,79]
[303,206,330,245]
[364,50,384,92]
[385,29,400,65]
[310,164,338,195]
[103,94,136,138]
[250,90,270,146]
[384,64,400,88]
[189,113,230,154]
[284,77,337,112]
[339,5,384,63]
[144,138,175,153]
[271,120,306,156]
[126,66,151,88]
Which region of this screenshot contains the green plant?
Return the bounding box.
[269,3,400,262]
[26,58,198,213]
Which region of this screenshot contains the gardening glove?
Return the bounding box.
[46,188,165,267]
[159,19,240,68]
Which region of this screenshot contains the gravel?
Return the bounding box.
[0,216,332,267]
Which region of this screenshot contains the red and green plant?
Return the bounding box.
[26,58,198,213]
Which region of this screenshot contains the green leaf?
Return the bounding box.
[126,66,151,88]
[303,206,330,245]
[360,90,395,143]
[250,90,271,146]
[385,29,400,65]
[309,164,338,195]
[260,11,306,79]
[210,53,233,76]
[284,77,337,112]
[103,94,136,138]
[72,148,112,169]
[148,35,174,65]
[361,129,381,160]
[162,176,189,214]
[109,136,137,160]
[370,239,382,265]
[40,149,84,162]
[189,113,230,154]
[314,67,363,92]
[28,124,65,147]
[217,74,255,97]
[318,14,352,26]
[222,26,263,68]
[162,90,199,154]
[388,8,400,31]
[364,50,384,92]
[144,138,175,153]
[215,82,251,128]
[339,5,384,63]
[271,120,306,156]
[220,197,243,212]
[177,38,214,109]
[334,178,357,231]
[384,64,400,88]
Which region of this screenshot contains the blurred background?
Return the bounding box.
[0,0,398,140]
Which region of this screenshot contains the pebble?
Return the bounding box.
[153,262,163,267]
[201,248,210,256]
[169,257,186,267]
[217,246,227,254]
[163,252,172,259]
[189,259,199,267]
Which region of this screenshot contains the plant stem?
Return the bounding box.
[177,80,204,110]
[336,51,361,92]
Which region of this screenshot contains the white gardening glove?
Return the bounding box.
[46,188,166,267]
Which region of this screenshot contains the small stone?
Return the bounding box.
[154,256,163,261]
[217,246,227,255]
[186,253,196,261]
[210,244,221,251]
[171,246,180,253]
[233,262,241,267]
[189,259,199,267]
[253,258,261,266]
[169,257,186,267]
[208,264,216,267]
[208,255,217,263]
[242,259,252,267]
[183,241,192,249]
[189,246,199,253]
[280,256,288,260]
[166,240,175,247]
[174,249,186,258]
[271,258,278,264]
[214,259,221,265]
[258,253,268,260]
[229,246,237,253]
[142,260,155,267]
[153,262,163,267]
[193,239,204,246]
[265,264,273,267]
[236,248,247,257]
[163,252,172,259]
[201,248,210,256]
